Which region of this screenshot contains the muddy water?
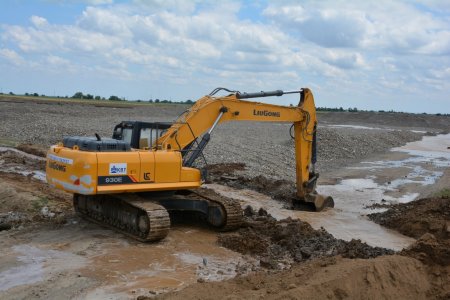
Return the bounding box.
[80,226,257,298]
[0,222,257,299]
[208,133,450,251]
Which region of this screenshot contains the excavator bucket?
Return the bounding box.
[295,192,334,212]
[310,193,334,211]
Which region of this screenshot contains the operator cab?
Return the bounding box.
[112,121,172,150]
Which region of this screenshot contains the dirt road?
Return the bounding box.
[0,98,449,299]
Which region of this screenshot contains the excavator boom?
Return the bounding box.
[155,88,331,208]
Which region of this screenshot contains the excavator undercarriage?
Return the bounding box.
[73,189,243,241]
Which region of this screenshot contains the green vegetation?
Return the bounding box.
[0,137,19,147]
[433,188,450,198]
[1,90,450,115]
[31,196,49,211]
[0,90,195,105]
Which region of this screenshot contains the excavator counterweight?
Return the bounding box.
[46,87,333,241]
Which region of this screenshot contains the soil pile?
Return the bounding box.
[401,233,450,266]
[369,196,450,267]
[0,149,72,230]
[368,196,449,239]
[207,163,296,203]
[218,207,393,269]
[16,143,47,157]
[157,255,434,300]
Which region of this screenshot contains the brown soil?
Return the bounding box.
[16,143,47,157]
[207,163,295,203]
[218,209,393,269]
[156,255,443,300]
[156,192,450,300]
[369,196,450,267]
[1,143,449,299]
[0,172,72,229]
[206,163,246,177]
[368,196,450,240]
[0,149,46,171]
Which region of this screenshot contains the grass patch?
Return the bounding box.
[0,94,191,108]
[0,137,19,147]
[31,196,49,211]
[433,188,450,198]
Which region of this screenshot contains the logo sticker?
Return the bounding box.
[48,161,66,172]
[109,163,127,175]
[48,154,73,165]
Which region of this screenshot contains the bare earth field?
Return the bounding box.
[0,96,449,299]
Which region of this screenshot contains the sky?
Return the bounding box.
[0,0,449,113]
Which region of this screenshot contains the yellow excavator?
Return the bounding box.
[46,87,333,241]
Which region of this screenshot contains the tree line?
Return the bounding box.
[1,91,194,104]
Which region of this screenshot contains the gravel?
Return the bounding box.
[1,99,448,182]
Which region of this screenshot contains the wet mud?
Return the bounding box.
[218,208,393,269]
[0,129,449,299]
[368,195,450,267]
[207,163,295,204]
[368,196,449,240]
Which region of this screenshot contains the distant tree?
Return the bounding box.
[25,92,29,96]
[339,107,344,112]
[148,99,153,103]
[9,92,14,95]
[109,95,120,101]
[72,92,84,99]
[155,99,160,103]
[185,99,193,104]
[85,94,94,99]
[33,93,39,97]
[41,94,45,97]
[94,95,101,100]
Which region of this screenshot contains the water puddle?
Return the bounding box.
[325,124,429,134]
[207,133,450,251]
[0,244,86,292]
[80,226,257,298]
[206,183,414,251]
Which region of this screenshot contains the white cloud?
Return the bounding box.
[264,5,369,48]
[322,50,366,69]
[0,1,449,112]
[30,15,49,28]
[0,48,26,65]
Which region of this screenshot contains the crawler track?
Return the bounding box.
[73,189,243,242]
[74,194,170,242]
[187,189,243,231]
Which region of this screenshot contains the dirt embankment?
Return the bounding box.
[218,207,393,269]
[154,198,450,300]
[206,163,296,204]
[157,255,435,300]
[0,148,71,231]
[369,196,450,267]
[368,196,449,240]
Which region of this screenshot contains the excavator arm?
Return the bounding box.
[156,88,333,210]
